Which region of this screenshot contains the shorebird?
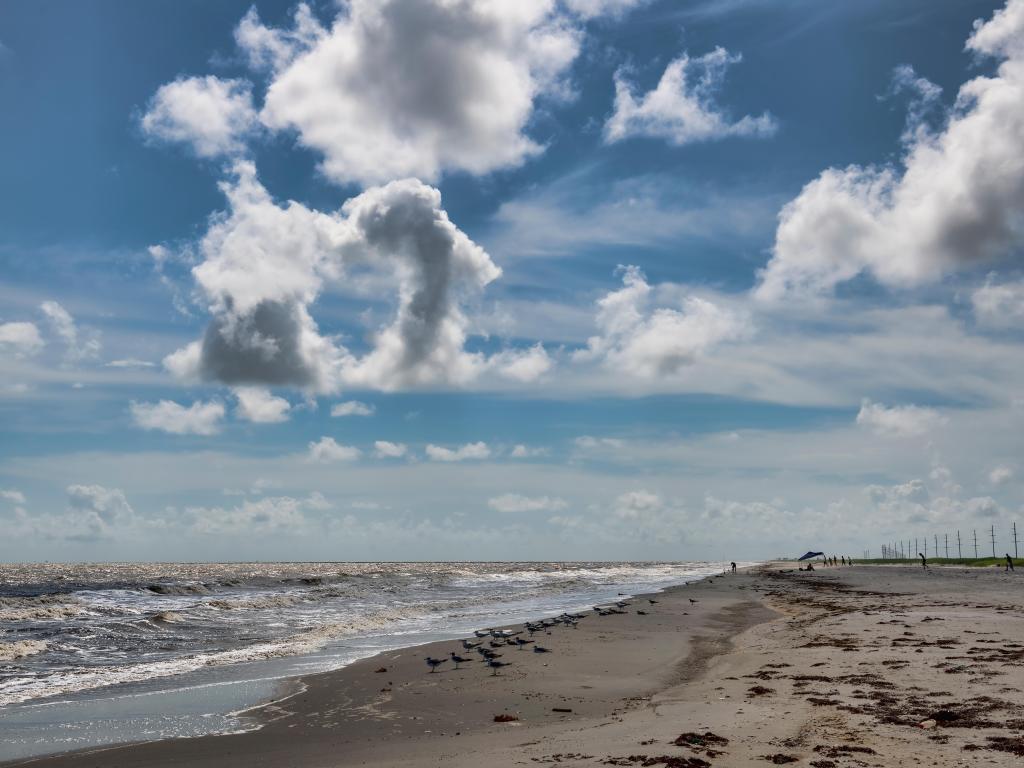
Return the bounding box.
[648,599,658,604]
[533,645,552,653]
[689,598,699,604]
[487,659,511,675]
[616,601,630,608]
[425,656,447,673]
[637,610,648,615]
[461,639,482,650]
[513,637,534,650]
[449,652,473,669]
[474,629,491,638]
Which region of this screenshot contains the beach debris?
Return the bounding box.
[672,732,729,757]
[493,713,518,722]
[762,755,798,764]
[747,685,774,697]
[918,718,937,729]
[552,707,573,713]
[603,756,711,767]
[374,666,387,673]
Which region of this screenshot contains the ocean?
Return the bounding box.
[0,561,731,760]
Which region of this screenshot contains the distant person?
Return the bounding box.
[841,556,846,566]
[919,552,927,569]
[731,561,737,573]
[1006,554,1015,572]
[804,563,814,571]
[848,556,854,566]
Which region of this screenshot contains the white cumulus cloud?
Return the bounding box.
[0,489,26,505]
[574,266,748,378]
[605,47,776,146]
[164,164,504,394]
[856,399,947,438]
[425,441,491,462]
[331,400,375,417]
[972,276,1024,327]
[757,0,1024,299]
[989,465,1014,484]
[307,436,361,462]
[510,444,549,458]
[374,440,408,458]
[130,399,225,435]
[251,0,580,184]
[0,322,43,356]
[141,75,258,158]
[233,386,291,423]
[488,493,567,513]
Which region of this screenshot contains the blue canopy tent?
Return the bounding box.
[798,551,824,561]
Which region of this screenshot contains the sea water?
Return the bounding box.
[0,561,734,760]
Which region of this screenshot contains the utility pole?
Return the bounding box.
[973,529,978,559]
[990,525,997,559]
[1014,522,1019,559]
[915,537,918,557]
[957,530,962,560]
[944,533,949,559]
[924,537,928,558]
[934,534,939,560]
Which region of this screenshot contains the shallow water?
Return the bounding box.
[0,561,735,760]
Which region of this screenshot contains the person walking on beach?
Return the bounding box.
[1006,554,1015,572]
[919,552,927,569]
[731,562,737,573]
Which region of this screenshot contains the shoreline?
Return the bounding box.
[3,569,759,767]
[8,563,1023,767]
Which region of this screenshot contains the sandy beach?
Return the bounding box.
[7,564,1023,767]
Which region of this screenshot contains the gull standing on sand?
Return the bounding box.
[449,652,473,669]
[487,659,511,675]
[425,656,447,673]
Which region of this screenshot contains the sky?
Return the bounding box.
[1,0,1023,562]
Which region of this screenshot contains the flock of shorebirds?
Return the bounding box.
[424,596,669,675]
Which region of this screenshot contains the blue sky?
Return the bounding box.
[1,0,1022,562]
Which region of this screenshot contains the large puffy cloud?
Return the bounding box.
[140,76,258,158]
[248,0,579,184]
[856,399,947,438]
[757,0,1024,300]
[0,322,43,356]
[574,266,748,378]
[130,399,225,435]
[604,47,776,146]
[164,164,512,393]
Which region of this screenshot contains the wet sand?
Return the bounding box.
[8,564,1023,767]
